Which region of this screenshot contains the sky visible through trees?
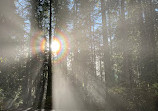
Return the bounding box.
[0,0,158,111]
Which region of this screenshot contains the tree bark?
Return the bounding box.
[45,0,53,109]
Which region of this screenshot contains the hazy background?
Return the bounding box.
[0,0,158,111]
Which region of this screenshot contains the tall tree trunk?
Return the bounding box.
[45,0,53,109]
[101,0,111,87]
[120,0,131,87]
[140,0,157,84]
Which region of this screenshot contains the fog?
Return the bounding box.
[0,0,158,111]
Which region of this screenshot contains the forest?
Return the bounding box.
[0,0,158,111]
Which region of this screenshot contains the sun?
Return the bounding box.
[51,39,61,54]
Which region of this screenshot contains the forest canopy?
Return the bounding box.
[0,0,158,111]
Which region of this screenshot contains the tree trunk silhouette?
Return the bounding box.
[45,0,53,109]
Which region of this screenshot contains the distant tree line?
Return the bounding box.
[0,0,158,111]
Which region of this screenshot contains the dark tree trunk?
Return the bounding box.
[45,0,53,109]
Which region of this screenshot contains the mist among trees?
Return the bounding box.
[0,0,158,110]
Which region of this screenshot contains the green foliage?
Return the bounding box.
[152,83,158,95]
[108,86,125,94]
[0,0,158,110]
